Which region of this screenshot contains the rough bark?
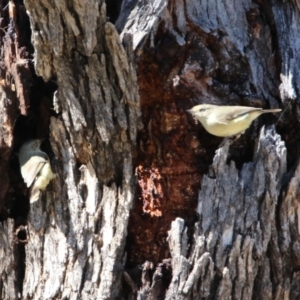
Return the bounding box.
[2,0,140,299]
[21,0,140,299]
[0,1,33,298]
[165,127,286,299]
[117,0,300,299]
[1,0,300,299]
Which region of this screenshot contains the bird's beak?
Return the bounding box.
[186,109,193,115]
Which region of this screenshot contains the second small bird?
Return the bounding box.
[187,104,281,138]
[19,139,55,203]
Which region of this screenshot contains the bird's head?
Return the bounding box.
[187,104,216,119]
[21,139,43,152]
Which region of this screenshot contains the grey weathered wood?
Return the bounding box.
[115,0,298,297]
[21,0,140,299]
[165,127,286,299]
[1,0,300,299]
[0,220,20,300]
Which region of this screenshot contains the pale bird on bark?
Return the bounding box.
[18,139,55,203]
[187,104,281,138]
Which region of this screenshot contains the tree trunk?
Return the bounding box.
[0,0,299,299]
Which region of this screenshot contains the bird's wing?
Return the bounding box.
[21,156,47,187]
[216,107,262,123]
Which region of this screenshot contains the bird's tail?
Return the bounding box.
[262,108,282,114]
[30,185,41,203]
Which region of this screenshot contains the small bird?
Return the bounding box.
[187,104,281,138]
[18,139,55,203]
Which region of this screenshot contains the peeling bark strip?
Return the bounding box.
[21,0,140,299]
[0,0,33,209]
[165,127,286,299]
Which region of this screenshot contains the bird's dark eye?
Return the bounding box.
[199,108,206,112]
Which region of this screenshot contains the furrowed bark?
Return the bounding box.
[21,1,140,299]
[1,0,300,299]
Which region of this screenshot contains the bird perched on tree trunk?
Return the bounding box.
[18,139,55,203]
[187,104,281,139]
